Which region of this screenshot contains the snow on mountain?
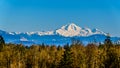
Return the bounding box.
[92,28,106,35]
[2,23,105,37]
[7,31,54,36]
[56,23,82,37]
[36,31,54,36]
[61,23,81,31]
[55,23,105,37]
[20,37,28,41]
[0,23,119,46]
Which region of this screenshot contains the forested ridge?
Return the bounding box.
[0,35,120,68]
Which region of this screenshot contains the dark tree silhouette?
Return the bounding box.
[0,35,5,45]
[0,35,5,51]
[59,44,73,68]
[104,33,112,48]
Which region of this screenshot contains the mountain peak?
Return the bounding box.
[68,23,77,26]
[61,23,81,31]
[67,23,79,30]
[55,23,105,37]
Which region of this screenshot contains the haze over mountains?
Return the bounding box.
[0,23,120,45]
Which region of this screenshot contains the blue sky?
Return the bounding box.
[0,0,120,36]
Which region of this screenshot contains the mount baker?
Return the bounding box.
[0,23,120,45]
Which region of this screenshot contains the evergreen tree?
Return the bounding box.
[59,44,73,68]
[103,33,118,68]
[0,35,5,51]
[104,33,112,48]
[0,36,5,45]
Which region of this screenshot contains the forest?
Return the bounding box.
[0,35,120,68]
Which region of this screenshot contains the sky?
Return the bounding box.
[0,0,120,36]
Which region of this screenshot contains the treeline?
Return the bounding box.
[0,36,120,68]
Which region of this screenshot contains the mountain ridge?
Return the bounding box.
[0,23,119,46]
[1,23,106,37]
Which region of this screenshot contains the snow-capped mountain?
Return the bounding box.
[5,23,105,37]
[55,23,105,37]
[0,23,119,46]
